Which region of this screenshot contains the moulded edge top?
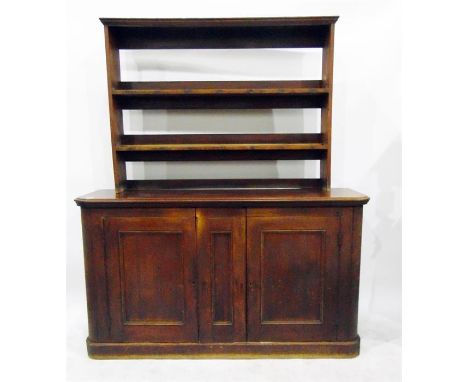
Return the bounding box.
[74,187,369,208]
[99,16,339,28]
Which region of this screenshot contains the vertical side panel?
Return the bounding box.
[349,207,364,339]
[104,26,126,192]
[336,207,363,340]
[320,24,335,190]
[197,209,246,342]
[80,208,111,341]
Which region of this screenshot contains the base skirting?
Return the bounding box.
[87,336,360,359]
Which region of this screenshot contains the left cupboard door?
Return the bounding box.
[103,213,198,342]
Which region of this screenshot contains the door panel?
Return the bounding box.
[247,214,341,342]
[260,230,324,324]
[120,231,185,324]
[197,209,246,342]
[104,214,197,342]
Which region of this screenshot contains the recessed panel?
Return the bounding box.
[119,231,184,324]
[260,230,324,323]
[211,232,233,324]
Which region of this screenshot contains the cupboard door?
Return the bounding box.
[104,213,197,342]
[247,212,341,342]
[197,209,246,342]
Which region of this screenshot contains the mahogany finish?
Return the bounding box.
[103,213,197,342]
[76,16,369,358]
[77,194,368,358]
[197,209,246,342]
[101,16,336,193]
[247,210,341,342]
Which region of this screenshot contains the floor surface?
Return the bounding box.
[67,298,401,382]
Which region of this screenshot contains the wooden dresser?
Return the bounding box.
[75,17,369,359]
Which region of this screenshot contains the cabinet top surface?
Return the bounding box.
[75,188,369,208]
[100,16,339,27]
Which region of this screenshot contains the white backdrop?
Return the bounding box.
[67,1,401,381]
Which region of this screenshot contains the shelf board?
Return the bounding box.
[116,134,327,161]
[116,142,327,152]
[112,81,329,109]
[113,81,328,96]
[124,178,324,191]
[120,133,323,145]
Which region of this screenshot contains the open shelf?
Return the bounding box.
[113,81,328,96]
[117,142,326,151]
[102,16,336,191]
[101,17,337,49]
[124,178,325,191]
[117,133,326,151]
[113,81,328,109]
[112,178,351,205]
[117,133,327,161]
[120,133,323,143]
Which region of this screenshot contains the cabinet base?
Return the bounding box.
[87,337,360,359]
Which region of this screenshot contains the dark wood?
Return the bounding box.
[114,79,328,110]
[114,93,327,110]
[117,143,326,151]
[87,337,359,359]
[101,16,336,191]
[77,200,367,357]
[335,207,363,340]
[123,178,325,190]
[103,211,198,342]
[320,23,335,190]
[113,80,327,95]
[76,16,370,359]
[107,26,329,50]
[117,134,327,159]
[76,187,369,208]
[197,209,246,342]
[100,17,338,50]
[104,25,126,193]
[118,148,326,161]
[100,17,339,28]
[117,134,326,151]
[80,208,111,342]
[121,133,323,145]
[247,209,341,342]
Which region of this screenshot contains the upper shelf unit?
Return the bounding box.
[101,17,338,192]
[100,17,338,49]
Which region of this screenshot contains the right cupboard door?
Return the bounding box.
[247,209,341,342]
